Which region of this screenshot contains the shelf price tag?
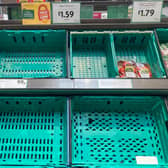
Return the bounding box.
[0,80,27,88]
[52,3,80,24]
[132,0,163,23]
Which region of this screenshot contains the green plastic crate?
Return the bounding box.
[112,32,166,78]
[156,29,168,44]
[72,166,168,168]
[70,31,166,78]
[0,30,66,78]
[70,32,117,78]
[107,5,128,19]
[80,5,93,19]
[0,96,67,166]
[72,96,168,167]
[10,7,22,20]
[156,28,168,73]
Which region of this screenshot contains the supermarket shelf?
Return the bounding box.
[0,20,20,25]
[0,19,131,25]
[1,18,168,30]
[0,79,167,95]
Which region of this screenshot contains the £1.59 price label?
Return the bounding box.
[52,3,80,24]
[132,0,163,23]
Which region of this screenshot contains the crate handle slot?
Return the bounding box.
[102,37,106,44]
[41,36,45,43]
[33,36,36,43]
[22,36,25,43]
[129,36,136,44]
[122,37,128,43]
[107,101,111,104]
[166,121,168,132]
[91,37,96,44]
[120,101,124,105]
[141,36,146,44]
[82,37,88,44]
[13,36,17,43]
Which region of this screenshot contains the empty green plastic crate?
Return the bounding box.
[0,30,66,78]
[72,96,168,167]
[70,32,117,78]
[0,97,67,166]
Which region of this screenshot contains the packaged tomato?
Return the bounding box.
[118,60,125,78]
[160,44,168,56]
[136,63,152,78]
[118,60,137,78]
[124,61,137,78]
[164,61,168,69]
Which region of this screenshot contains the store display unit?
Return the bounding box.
[0,1,168,168]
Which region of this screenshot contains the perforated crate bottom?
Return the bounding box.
[72,97,167,165]
[72,48,109,78]
[0,97,66,166]
[0,52,65,78]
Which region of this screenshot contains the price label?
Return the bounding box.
[98,79,132,88]
[0,80,27,88]
[52,3,80,24]
[132,0,163,23]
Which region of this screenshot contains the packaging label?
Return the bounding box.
[93,12,101,19]
[22,2,51,25]
[125,65,137,78]
[23,10,34,19]
[32,0,46,2]
[126,72,137,78]
[18,0,45,2]
[139,69,150,78]
[17,0,31,2]
[136,156,158,165]
[38,4,50,21]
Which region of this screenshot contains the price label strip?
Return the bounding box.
[132,0,163,23]
[52,3,80,24]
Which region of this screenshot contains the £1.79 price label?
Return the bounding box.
[132,0,163,23]
[52,3,80,24]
